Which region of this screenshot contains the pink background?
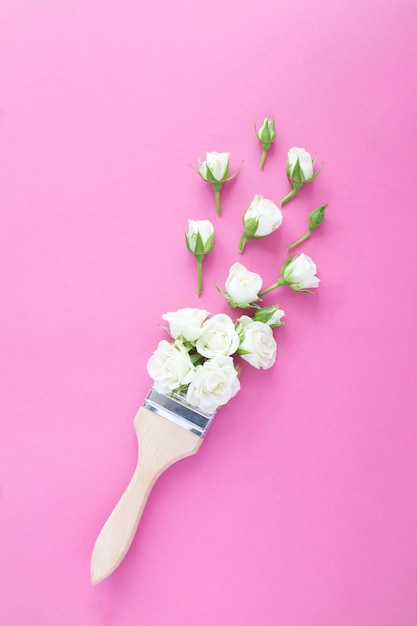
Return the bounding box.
[1,1,416,624]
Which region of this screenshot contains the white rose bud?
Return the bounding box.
[195,313,240,358]
[196,151,240,216]
[280,253,320,291]
[186,355,240,413]
[258,253,320,296]
[253,305,285,328]
[147,340,195,393]
[185,219,215,296]
[218,262,263,308]
[199,151,230,183]
[237,316,277,370]
[281,146,322,206]
[255,117,276,169]
[239,194,283,252]
[162,308,210,343]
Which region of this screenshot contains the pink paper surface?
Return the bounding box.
[1,1,416,624]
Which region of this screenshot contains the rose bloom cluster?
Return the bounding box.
[147,307,284,414]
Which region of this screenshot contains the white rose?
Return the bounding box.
[186,356,240,413]
[225,262,262,307]
[282,253,320,290]
[237,316,277,370]
[195,313,239,358]
[147,340,195,393]
[287,147,314,182]
[185,220,215,254]
[162,308,210,343]
[243,194,283,237]
[199,151,230,182]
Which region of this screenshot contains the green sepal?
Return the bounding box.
[243,217,259,238]
[253,305,285,327]
[309,161,323,181]
[204,232,215,253]
[204,164,217,183]
[223,161,243,182]
[237,347,252,356]
[216,285,238,308]
[280,255,295,281]
[289,157,304,183]
[189,351,204,365]
[193,231,205,256]
[216,285,261,309]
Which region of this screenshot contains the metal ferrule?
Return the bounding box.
[144,388,216,438]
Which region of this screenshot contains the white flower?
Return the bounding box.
[237,316,277,370]
[196,151,240,215]
[147,339,195,393]
[223,262,262,307]
[281,253,320,291]
[196,313,239,358]
[198,151,230,182]
[162,308,210,343]
[186,356,240,413]
[281,147,322,205]
[185,220,215,295]
[185,220,215,254]
[287,147,314,182]
[243,194,283,238]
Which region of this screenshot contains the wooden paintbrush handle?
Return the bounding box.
[90,406,202,584]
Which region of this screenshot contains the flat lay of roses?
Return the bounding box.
[147,118,327,415]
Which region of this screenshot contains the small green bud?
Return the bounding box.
[308,204,327,232]
[257,117,276,145]
[253,305,285,327]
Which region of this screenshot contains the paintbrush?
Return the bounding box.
[90,387,215,585]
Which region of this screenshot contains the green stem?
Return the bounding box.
[214,188,221,215]
[196,256,203,295]
[288,230,311,250]
[258,278,285,297]
[280,182,303,206]
[239,234,248,253]
[259,149,267,170]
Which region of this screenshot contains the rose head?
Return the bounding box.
[195,313,240,358]
[287,147,314,182]
[240,195,283,252]
[281,253,320,292]
[185,219,215,255]
[186,355,240,414]
[147,340,195,394]
[196,151,240,215]
[222,262,263,308]
[281,147,322,206]
[237,315,277,370]
[198,151,230,183]
[162,308,210,343]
